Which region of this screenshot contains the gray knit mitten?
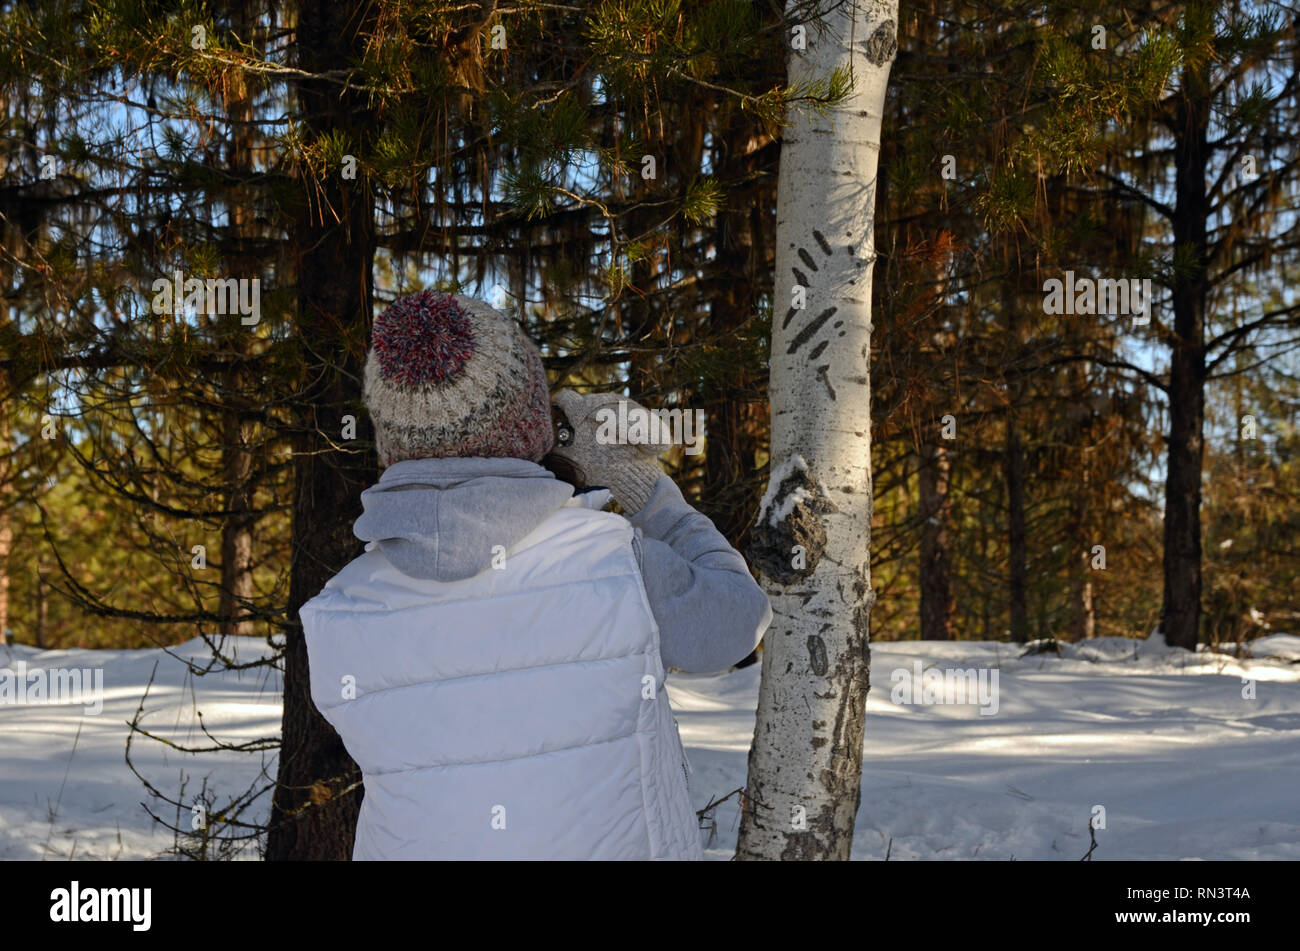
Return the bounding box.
[550,390,670,513]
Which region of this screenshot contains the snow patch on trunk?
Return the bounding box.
[749,454,834,584]
[757,453,809,528]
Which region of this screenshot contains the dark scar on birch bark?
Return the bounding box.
[807,635,829,676]
[749,464,836,584]
[863,21,898,67]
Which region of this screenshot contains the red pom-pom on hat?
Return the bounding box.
[372,289,476,387]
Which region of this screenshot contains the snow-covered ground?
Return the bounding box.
[0,637,282,861]
[2,632,1298,860]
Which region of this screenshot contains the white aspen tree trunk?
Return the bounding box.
[735,0,897,861]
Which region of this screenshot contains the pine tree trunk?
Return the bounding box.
[1070,570,1096,641]
[34,557,48,649]
[1069,543,1096,641]
[219,406,255,638]
[0,504,9,647]
[219,0,257,640]
[0,367,10,647]
[918,439,953,640]
[265,0,378,861]
[1006,413,1029,643]
[1002,281,1030,645]
[736,0,896,861]
[1069,467,1095,641]
[703,108,769,550]
[1160,60,1210,651]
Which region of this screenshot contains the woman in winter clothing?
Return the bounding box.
[301,290,772,860]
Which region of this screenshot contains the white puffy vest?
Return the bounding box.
[301,495,704,860]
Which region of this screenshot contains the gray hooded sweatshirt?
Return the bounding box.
[350,457,771,673]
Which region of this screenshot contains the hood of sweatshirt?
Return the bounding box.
[352,457,586,582]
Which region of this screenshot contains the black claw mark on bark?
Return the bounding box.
[787,306,837,354]
[808,340,828,360]
[787,227,861,356]
[816,364,836,401]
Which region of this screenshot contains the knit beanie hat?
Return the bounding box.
[363,290,554,466]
